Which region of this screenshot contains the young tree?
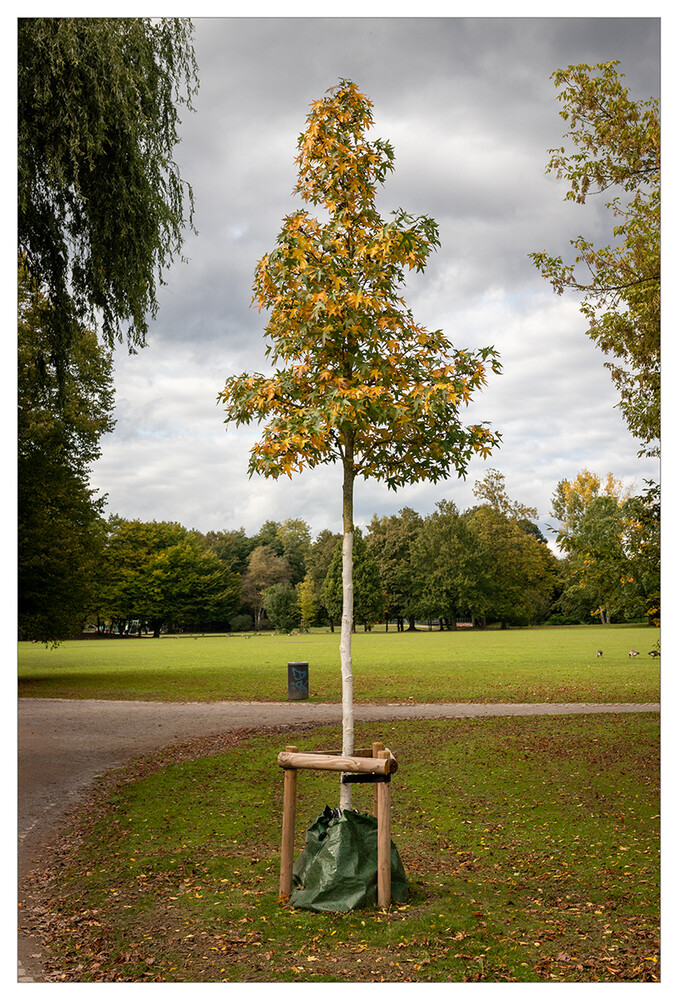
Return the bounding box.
[530,62,660,457]
[18,17,198,373]
[220,81,500,806]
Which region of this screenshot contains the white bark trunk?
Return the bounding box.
[339,527,354,810]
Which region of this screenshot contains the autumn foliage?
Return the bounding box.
[219,80,500,491]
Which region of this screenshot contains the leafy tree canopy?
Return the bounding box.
[530,62,660,456]
[366,507,423,626]
[219,79,501,493]
[262,583,301,633]
[550,470,657,626]
[241,545,293,630]
[464,505,558,627]
[18,17,198,370]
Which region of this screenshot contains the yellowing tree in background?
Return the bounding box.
[549,470,655,626]
[220,81,500,806]
[550,469,630,551]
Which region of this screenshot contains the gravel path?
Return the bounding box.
[18,697,660,983]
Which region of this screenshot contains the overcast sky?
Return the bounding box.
[90,13,661,550]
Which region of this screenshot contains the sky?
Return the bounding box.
[87,11,661,551]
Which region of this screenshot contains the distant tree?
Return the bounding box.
[252,521,284,555]
[530,62,660,457]
[410,500,485,628]
[141,539,240,635]
[463,506,558,628]
[322,530,384,633]
[203,528,254,577]
[558,497,629,624]
[19,456,107,643]
[296,573,318,630]
[220,81,500,805]
[472,468,550,550]
[18,262,115,643]
[472,468,538,521]
[550,469,630,550]
[94,518,185,632]
[241,545,292,630]
[275,518,312,585]
[517,519,549,545]
[552,482,654,626]
[94,518,240,636]
[623,482,660,626]
[18,17,198,374]
[306,530,343,628]
[262,583,301,633]
[366,507,423,630]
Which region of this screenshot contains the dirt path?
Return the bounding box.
[17,697,660,983]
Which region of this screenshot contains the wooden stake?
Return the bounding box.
[372,741,385,820]
[377,750,391,908]
[279,745,298,898]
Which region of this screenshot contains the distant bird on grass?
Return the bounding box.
[629,650,639,657]
[648,650,660,657]
[596,650,603,657]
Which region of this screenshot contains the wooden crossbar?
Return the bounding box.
[299,748,399,774]
[277,751,390,775]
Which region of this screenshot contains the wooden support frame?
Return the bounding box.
[278,742,397,909]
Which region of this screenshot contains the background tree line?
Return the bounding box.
[21,466,657,641]
[18,255,658,642]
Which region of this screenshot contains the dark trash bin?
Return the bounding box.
[288,661,309,700]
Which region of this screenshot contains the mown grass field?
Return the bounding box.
[37,713,659,983]
[18,624,660,703]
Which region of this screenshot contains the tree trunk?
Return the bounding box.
[339,453,355,811]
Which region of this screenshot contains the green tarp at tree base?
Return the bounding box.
[290,806,409,912]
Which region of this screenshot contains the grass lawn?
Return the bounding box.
[18,624,660,703]
[36,713,660,983]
